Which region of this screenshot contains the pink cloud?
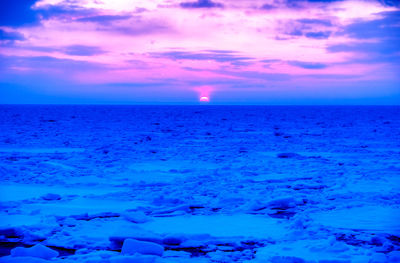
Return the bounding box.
[1,0,399,103]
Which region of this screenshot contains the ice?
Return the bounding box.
[252,238,372,262]
[109,254,158,263]
[0,105,399,262]
[0,215,42,228]
[140,214,288,239]
[267,197,303,209]
[388,251,400,262]
[121,239,164,256]
[0,184,127,202]
[11,244,59,259]
[0,148,85,153]
[369,253,388,263]
[41,193,62,201]
[110,225,163,247]
[311,206,400,234]
[122,211,149,223]
[276,152,305,159]
[0,257,50,263]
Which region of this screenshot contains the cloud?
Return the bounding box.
[203,50,237,54]
[151,51,252,63]
[280,17,333,39]
[180,0,223,8]
[328,42,400,55]
[378,0,400,7]
[261,0,394,10]
[285,0,344,4]
[339,10,400,39]
[296,0,343,2]
[211,70,291,81]
[37,4,94,19]
[63,45,106,56]
[299,74,361,79]
[297,18,332,26]
[98,82,171,88]
[0,0,95,27]
[0,55,105,72]
[0,0,39,26]
[327,11,400,57]
[288,61,327,69]
[260,59,282,63]
[81,15,171,36]
[282,0,344,9]
[0,29,25,41]
[285,29,303,36]
[305,31,331,39]
[76,15,131,25]
[260,4,277,10]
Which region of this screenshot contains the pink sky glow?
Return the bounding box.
[0,0,399,104]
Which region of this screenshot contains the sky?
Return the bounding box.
[0,0,399,104]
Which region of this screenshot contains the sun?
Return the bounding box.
[195,85,212,103]
[200,96,210,102]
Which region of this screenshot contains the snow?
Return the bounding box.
[10,244,59,260]
[0,257,51,263]
[0,105,399,262]
[140,214,288,239]
[121,239,164,256]
[311,206,400,234]
[0,148,85,153]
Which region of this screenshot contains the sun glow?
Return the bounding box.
[196,85,212,103]
[200,96,210,102]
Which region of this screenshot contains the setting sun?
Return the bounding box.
[200,96,210,102]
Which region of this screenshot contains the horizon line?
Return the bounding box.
[1,103,399,107]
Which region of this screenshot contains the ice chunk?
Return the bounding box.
[163,235,186,246]
[122,211,149,224]
[369,253,387,263]
[0,148,85,153]
[0,256,50,263]
[140,214,288,239]
[110,254,157,263]
[109,226,163,250]
[311,206,400,234]
[270,256,306,263]
[388,251,400,262]
[11,244,59,259]
[41,193,61,201]
[318,260,351,263]
[276,153,304,159]
[267,197,301,209]
[0,215,42,228]
[121,238,164,256]
[0,227,22,238]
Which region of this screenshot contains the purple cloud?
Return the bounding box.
[64,45,106,56]
[288,61,328,69]
[297,18,332,26]
[0,29,25,41]
[305,31,331,39]
[151,51,253,63]
[180,0,223,8]
[76,15,131,25]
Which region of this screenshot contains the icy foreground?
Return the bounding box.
[0,105,399,263]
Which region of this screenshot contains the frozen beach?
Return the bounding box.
[0,105,399,262]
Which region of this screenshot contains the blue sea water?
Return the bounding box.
[0,105,399,262]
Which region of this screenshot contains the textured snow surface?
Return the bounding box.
[0,105,399,262]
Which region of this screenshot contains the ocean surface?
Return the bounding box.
[0,105,399,262]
